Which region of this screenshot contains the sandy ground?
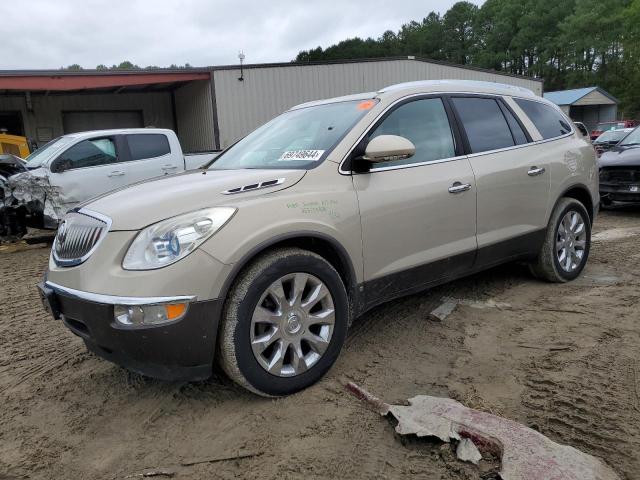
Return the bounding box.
[1,208,639,480]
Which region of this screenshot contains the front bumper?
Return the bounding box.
[40,281,223,381]
[600,183,640,203]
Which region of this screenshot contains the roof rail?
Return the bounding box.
[378,79,536,97]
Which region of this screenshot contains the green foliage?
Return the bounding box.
[295,0,640,115]
[60,61,194,71]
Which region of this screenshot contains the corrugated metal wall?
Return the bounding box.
[174,79,216,152]
[0,92,173,146]
[213,59,543,148]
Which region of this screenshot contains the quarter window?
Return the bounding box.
[451,97,515,153]
[56,138,117,170]
[368,98,456,168]
[514,98,572,139]
[127,134,171,160]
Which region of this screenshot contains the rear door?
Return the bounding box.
[47,136,127,208]
[121,133,179,184]
[351,96,477,305]
[449,95,550,267]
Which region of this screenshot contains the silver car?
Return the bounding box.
[39,80,598,396]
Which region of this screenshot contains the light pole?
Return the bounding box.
[238,51,245,81]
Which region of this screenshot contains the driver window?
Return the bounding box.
[368,98,456,169]
[56,138,117,171]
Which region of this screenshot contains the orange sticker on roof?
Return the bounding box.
[357,100,376,110]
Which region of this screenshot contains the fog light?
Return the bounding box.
[114,303,188,326]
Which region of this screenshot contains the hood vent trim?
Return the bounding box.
[222,177,285,195]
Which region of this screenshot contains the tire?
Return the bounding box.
[529,197,591,282]
[218,247,349,397]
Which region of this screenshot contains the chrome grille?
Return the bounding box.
[53,210,111,267]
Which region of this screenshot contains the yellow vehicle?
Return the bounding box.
[0,133,30,158]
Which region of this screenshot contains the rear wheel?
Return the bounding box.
[529,198,591,282]
[218,248,349,397]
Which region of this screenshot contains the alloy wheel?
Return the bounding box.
[556,210,587,272]
[250,273,335,377]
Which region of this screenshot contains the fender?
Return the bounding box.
[217,230,361,313]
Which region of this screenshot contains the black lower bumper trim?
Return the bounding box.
[53,291,223,381]
[84,340,212,381]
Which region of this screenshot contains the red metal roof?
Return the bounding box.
[0,71,210,91]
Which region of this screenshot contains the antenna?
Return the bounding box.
[238,51,245,81]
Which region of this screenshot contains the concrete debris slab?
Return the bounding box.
[429,299,459,322]
[346,383,620,480]
[456,438,482,464]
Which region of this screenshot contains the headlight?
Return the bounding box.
[122,207,236,270]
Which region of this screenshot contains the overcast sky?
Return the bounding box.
[4,0,483,70]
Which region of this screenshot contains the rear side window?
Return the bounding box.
[368,97,456,168]
[127,134,170,160]
[514,99,572,139]
[451,97,515,153]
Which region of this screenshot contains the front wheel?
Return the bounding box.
[529,197,592,282]
[218,248,349,397]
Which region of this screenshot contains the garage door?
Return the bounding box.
[62,111,144,134]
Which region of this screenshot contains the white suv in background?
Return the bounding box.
[40,80,598,396]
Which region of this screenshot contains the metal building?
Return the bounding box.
[0,57,543,153]
[543,87,619,131]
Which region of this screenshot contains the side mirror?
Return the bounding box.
[50,158,70,174]
[362,135,416,163]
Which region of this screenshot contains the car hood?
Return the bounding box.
[0,156,28,178]
[598,146,640,168]
[85,169,306,230]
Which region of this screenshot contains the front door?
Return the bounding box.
[351,96,477,306]
[47,136,128,209]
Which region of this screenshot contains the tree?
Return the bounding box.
[442,1,479,65]
[112,61,140,70]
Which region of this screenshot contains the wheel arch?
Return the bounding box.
[218,231,359,310]
[555,183,595,224]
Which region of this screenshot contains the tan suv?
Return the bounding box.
[39,80,598,396]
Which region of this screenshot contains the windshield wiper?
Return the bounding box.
[621,142,640,147]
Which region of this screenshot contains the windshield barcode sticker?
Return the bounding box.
[279,150,325,161]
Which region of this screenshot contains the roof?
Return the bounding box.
[0,70,210,93]
[64,128,174,139]
[0,56,542,88]
[379,79,536,97]
[211,56,543,83]
[290,92,376,110]
[544,87,619,106]
[290,80,541,111]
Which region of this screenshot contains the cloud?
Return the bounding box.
[2,0,483,69]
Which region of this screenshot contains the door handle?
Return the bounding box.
[108,170,125,177]
[162,165,178,170]
[448,182,472,194]
[528,166,546,176]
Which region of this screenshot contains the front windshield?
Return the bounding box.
[208,99,377,170]
[596,122,625,132]
[595,130,628,144]
[25,136,75,169]
[619,127,640,147]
